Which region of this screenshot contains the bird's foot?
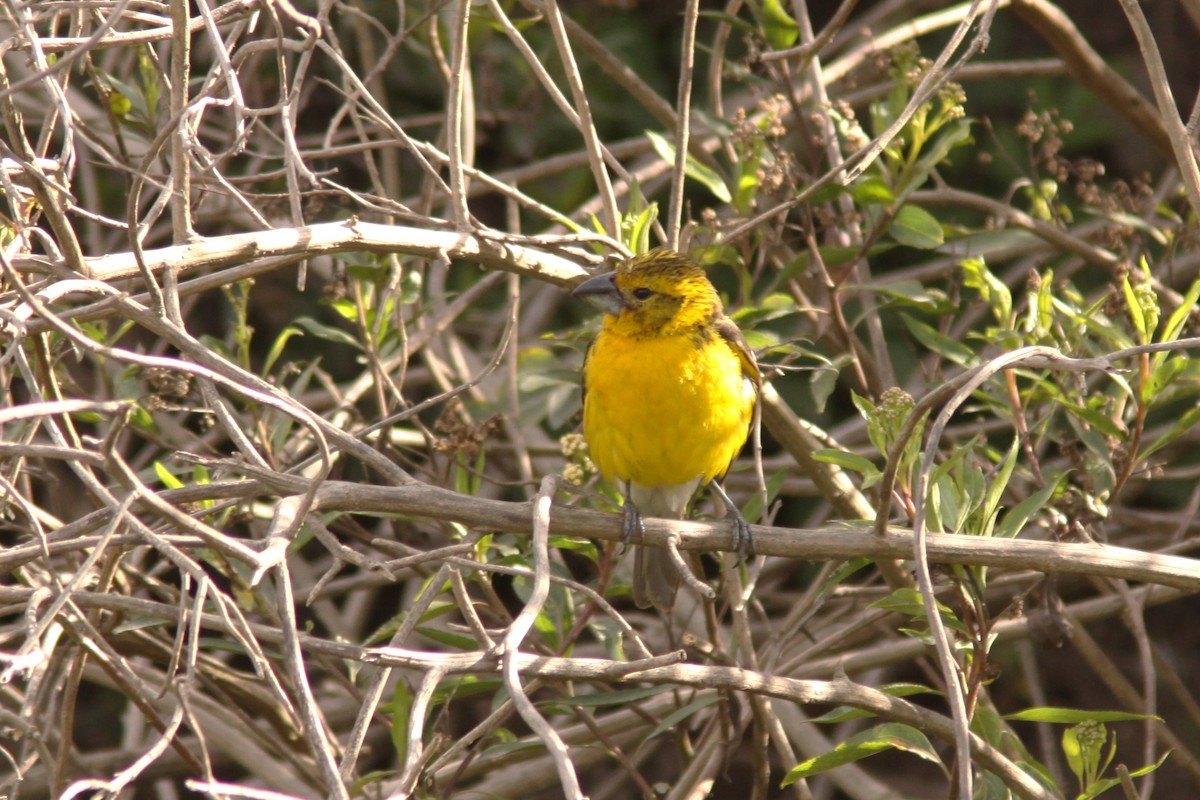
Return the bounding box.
[620,497,644,554]
[711,481,754,560]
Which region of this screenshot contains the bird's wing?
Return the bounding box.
[713,315,761,388]
[578,335,595,406]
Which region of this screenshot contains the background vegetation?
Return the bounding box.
[3,0,1200,798]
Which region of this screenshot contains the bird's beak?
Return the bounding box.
[571,272,625,316]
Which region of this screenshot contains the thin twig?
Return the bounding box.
[500,475,583,799]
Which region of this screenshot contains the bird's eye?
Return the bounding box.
[632,287,653,300]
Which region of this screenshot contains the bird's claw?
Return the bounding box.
[731,513,755,561]
[620,500,644,554]
[712,481,755,561]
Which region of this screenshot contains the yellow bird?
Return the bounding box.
[573,248,760,611]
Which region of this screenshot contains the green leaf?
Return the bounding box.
[868,279,956,314]
[1060,400,1124,439]
[390,680,413,762]
[852,177,895,205]
[1078,753,1170,800]
[129,404,156,432]
[432,675,502,704]
[909,118,973,191]
[809,366,838,414]
[812,448,878,476]
[811,684,940,723]
[1034,269,1055,337]
[622,196,659,255]
[327,297,359,322]
[1004,707,1158,724]
[109,89,132,117]
[414,626,477,650]
[646,130,731,202]
[1062,724,1085,784]
[1159,278,1200,345]
[942,228,1042,260]
[871,587,949,620]
[548,536,598,561]
[154,461,184,490]
[112,616,172,635]
[781,723,941,785]
[960,257,1012,324]
[994,473,1062,539]
[889,205,944,249]
[262,325,304,377]
[293,316,362,349]
[1140,404,1200,461]
[555,686,664,707]
[760,0,799,49]
[646,695,721,742]
[137,47,161,123]
[980,437,1020,537]
[784,242,895,275]
[1122,276,1147,344]
[1143,354,1185,403]
[739,467,788,523]
[900,314,975,365]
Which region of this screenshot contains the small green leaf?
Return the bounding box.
[900,314,975,365]
[994,474,1062,539]
[646,130,732,202]
[548,536,598,560]
[811,684,940,723]
[154,461,184,490]
[390,680,413,761]
[782,723,940,785]
[262,325,304,377]
[646,695,721,742]
[293,316,362,349]
[1062,724,1085,782]
[1061,401,1124,439]
[432,675,502,704]
[1078,753,1170,800]
[1122,276,1147,344]
[809,367,838,414]
[1035,269,1055,337]
[760,0,799,49]
[137,47,160,122]
[739,467,788,524]
[889,205,944,249]
[980,437,1020,537]
[622,196,659,255]
[109,90,132,117]
[852,177,895,205]
[960,257,1012,324]
[1143,354,1185,403]
[112,616,171,635]
[869,279,956,313]
[911,118,974,185]
[414,626,477,650]
[871,587,945,618]
[1004,707,1158,724]
[1159,278,1200,345]
[398,267,423,305]
[812,448,878,476]
[1141,404,1200,460]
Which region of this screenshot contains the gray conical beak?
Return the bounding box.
[571,272,625,316]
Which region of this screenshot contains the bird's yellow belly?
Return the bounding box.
[582,330,754,490]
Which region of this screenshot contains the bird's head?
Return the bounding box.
[572,248,722,337]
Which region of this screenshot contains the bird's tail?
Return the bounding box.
[633,545,678,610]
[628,482,697,611]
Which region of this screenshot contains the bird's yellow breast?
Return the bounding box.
[582,325,755,491]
